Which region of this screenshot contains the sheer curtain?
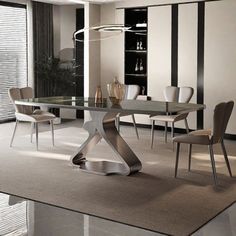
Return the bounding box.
[0,3,27,122]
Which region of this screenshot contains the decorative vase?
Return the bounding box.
[107,78,125,105]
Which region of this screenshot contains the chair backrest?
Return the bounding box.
[164,86,194,103]
[164,86,179,102]
[8,87,33,115]
[124,85,140,100]
[178,87,194,103]
[212,101,234,144]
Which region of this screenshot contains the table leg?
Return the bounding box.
[70,111,142,175]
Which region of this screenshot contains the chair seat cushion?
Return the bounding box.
[15,112,55,123]
[173,129,211,145]
[149,113,188,122]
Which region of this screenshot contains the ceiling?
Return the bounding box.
[34,0,122,5]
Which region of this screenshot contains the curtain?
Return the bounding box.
[33,2,54,97]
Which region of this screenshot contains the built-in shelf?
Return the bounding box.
[125,7,148,95]
[126,73,147,77]
[126,50,147,53]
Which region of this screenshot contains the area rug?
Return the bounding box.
[0,121,236,236]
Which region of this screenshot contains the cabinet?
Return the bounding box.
[125,8,148,95]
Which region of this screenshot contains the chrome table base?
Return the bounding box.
[70,111,142,175]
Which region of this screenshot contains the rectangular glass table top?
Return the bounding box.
[0,192,235,236]
[0,192,162,236]
[15,96,205,115]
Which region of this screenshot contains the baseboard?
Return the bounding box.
[119,121,236,140]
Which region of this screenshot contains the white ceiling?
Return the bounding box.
[34,0,121,5]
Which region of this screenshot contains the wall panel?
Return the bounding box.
[205,0,236,134]
[177,3,198,129]
[148,6,172,101]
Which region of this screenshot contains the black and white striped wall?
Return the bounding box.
[147,0,236,137]
[101,0,236,137]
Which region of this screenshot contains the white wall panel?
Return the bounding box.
[148,6,172,101]
[205,0,236,134]
[177,3,198,130]
[100,4,124,97]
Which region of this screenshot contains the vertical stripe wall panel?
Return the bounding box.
[177,3,198,130]
[205,0,236,134]
[148,6,171,101]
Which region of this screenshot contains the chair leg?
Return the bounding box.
[116,116,120,133]
[50,120,55,146]
[151,120,155,149]
[188,144,192,171]
[164,122,168,143]
[184,118,190,133]
[171,122,175,138]
[131,114,139,139]
[208,145,218,185]
[31,122,34,143]
[221,140,232,177]
[35,123,39,150]
[175,143,180,178]
[10,120,18,147]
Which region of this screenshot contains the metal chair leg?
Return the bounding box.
[116,116,120,133]
[188,144,192,171]
[184,118,190,133]
[208,145,218,185]
[50,120,55,146]
[175,143,180,178]
[164,122,168,143]
[151,120,155,149]
[171,122,175,138]
[31,122,34,143]
[10,120,18,147]
[221,140,232,177]
[131,114,139,139]
[35,123,39,150]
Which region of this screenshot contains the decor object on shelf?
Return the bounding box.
[173,101,234,185]
[107,78,125,105]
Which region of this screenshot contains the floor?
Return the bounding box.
[0,119,235,236]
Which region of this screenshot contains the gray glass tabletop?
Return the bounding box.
[0,192,163,236]
[1,192,235,236]
[15,96,205,115]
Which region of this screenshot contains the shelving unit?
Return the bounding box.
[125,8,148,95]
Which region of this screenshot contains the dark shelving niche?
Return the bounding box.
[125,7,148,95]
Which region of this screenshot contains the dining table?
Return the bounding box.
[15,96,205,176]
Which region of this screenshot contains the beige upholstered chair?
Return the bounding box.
[8,87,56,150]
[150,86,194,148]
[173,101,234,185]
[116,84,140,139]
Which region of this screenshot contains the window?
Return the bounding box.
[0,3,27,122]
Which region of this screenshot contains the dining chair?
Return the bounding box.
[8,87,56,150]
[150,86,194,148]
[173,101,234,185]
[116,84,140,139]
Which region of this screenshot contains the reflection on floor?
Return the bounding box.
[193,202,236,236]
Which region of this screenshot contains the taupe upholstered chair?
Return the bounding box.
[8,87,56,150]
[150,86,194,148]
[173,101,234,185]
[116,84,140,139]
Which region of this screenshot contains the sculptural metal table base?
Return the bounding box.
[70,111,142,175]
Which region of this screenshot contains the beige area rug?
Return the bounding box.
[0,120,236,236]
